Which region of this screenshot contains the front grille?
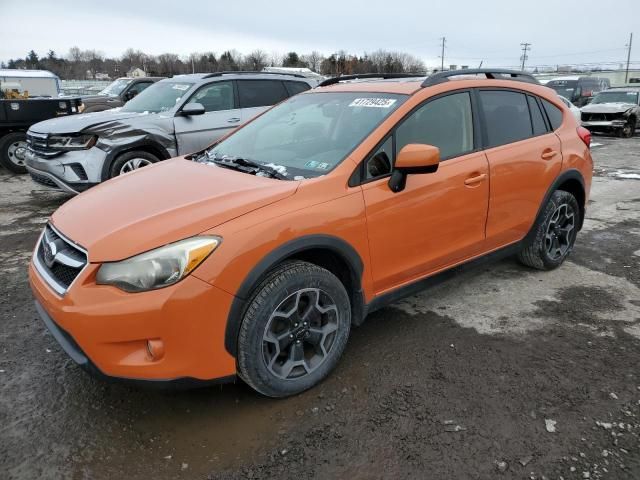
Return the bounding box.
[68,163,88,180]
[581,112,624,122]
[34,224,87,295]
[26,132,60,158]
[30,171,58,188]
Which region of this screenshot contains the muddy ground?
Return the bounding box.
[1,135,639,480]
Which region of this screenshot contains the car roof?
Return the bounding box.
[166,72,314,85]
[605,87,640,92]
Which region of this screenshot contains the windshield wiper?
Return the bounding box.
[211,156,288,180]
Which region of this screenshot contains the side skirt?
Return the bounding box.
[362,241,522,317]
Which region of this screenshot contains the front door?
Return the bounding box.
[362,91,490,294]
[173,80,242,155]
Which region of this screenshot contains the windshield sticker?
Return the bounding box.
[349,98,397,108]
[305,160,319,168]
[172,84,190,91]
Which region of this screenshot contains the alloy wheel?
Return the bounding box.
[545,203,575,260]
[119,158,152,174]
[262,288,339,380]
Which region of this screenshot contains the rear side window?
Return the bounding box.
[284,81,311,96]
[238,80,289,108]
[395,91,474,160]
[541,99,563,131]
[527,96,548,136]
[479,90,532,148]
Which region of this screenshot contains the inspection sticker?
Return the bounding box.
[349,98,397,108]
[172,84,190,91]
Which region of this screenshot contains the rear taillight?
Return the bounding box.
[577,126,591,148]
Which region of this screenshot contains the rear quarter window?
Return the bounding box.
[284,81,311,96]
[541,99,563,131]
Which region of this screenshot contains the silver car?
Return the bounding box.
[25,72,315,194]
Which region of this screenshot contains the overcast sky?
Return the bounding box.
[2,0,638,69]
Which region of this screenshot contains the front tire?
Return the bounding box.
[518,190,580,271]
[110,150,159,178]
[237,261,351,398]
[0,132,28,174]
[619,119,636,138]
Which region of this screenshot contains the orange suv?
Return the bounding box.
[29,69,593,397]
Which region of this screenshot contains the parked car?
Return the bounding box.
[1,69,82,173]
[24,72,315,194]
[580,87,639,137]
[81,77,164,113]
[29,69,593,397]
[557,95,581,122]
[546,76,610,107]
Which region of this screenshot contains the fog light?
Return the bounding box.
[146,339,164,360]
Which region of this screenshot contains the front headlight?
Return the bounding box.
[48,134,97,151]
[96,236,221,293]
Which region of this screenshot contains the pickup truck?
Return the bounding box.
[1,69,82,173]
[81,77,164,113]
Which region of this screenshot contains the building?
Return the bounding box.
[126,67,147,78]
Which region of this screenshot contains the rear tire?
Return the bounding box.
[237,261,351,398]
[518,190,580,271]
[109,150,159,178]
[0,132,28,174]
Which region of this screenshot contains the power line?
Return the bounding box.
[520,42,531,70]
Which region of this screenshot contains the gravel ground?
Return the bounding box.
[1,134,639,480]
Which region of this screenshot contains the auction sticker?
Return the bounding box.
[349,98,397,108]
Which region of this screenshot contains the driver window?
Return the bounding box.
[395,92,474,160]
[187,81,234,113]
[365,136,393,180]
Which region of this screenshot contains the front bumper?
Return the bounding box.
[581,119,628,130]
[29,259,238,385]
[25,147,107,194]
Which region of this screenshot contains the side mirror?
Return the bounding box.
[388,144,440,193]
[124,90,137,101]
[181,102,206,116]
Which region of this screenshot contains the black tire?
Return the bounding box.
[619,118,636,138]
[237,260,351,398]
[518,190,580,271]
[0,131,28,174]
[109,150,159,178]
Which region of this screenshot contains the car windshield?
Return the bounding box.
[548,81,578,100]
[591,91,639,105]
[206,92,406,179]
[120,81,194,113]
[99,79,131,96]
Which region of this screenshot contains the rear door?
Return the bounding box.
[478,89,563,249]
[237,79,290,124]
[173,80,240,155]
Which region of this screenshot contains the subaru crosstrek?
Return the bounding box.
[29,69,593,397]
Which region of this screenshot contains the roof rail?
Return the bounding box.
[202,71,305,79]
[318,73,425,87]
[422,69,539,87]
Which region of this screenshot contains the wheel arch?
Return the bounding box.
[100,141,172,180]
[224,235,365,357]
[524,169,586,244]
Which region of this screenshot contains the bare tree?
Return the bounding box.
[302,51,324,72]
[243,49,268,71]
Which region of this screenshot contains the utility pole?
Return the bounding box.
[439,37,446,71]
[625,33,633,84]
[520,43,531,71]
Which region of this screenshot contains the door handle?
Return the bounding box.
[227,117,241,123]
[541,149,557,160]
[464,173,487,186]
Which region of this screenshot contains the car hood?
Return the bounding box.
[581,103,635,114]
[29,110,152,135]
[81,94,112,102]
[50,158,299,262]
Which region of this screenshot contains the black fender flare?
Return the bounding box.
[523,168,586,244]
[100,140,172,180]
[224,235,365,357]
